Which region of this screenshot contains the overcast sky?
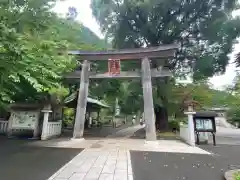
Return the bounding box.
[54,0,240,89]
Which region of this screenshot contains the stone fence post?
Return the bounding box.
[41,105,52,140]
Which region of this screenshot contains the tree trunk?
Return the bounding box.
[159,106,168,131]
[155,78,169,131]
[155,106,168,132]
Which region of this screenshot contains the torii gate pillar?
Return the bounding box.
[73,60,90,139]
[141,57,157,141]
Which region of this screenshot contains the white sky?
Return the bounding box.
[54,0,240,89]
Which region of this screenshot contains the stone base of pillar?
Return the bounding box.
[70,138,85,142]
[7,130,13,138]
[41,136,48,141]
[188,141,196,147]
[144,140,159,146]
[72,132,84,139]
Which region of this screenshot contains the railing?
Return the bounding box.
[180,124,189,143]
[0,120,8,134]
[42,120,62,140]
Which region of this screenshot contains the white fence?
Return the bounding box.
[180,124,189,143]
[0,119,62,141]
[0,120,8,133]
[42,120,62,140]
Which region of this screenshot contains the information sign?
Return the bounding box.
[108,59,121,75]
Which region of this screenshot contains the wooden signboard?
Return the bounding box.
[108,59,121,75]
[193,111,217,146]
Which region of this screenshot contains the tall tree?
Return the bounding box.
[91,0,240,130]
[0,0,107,108]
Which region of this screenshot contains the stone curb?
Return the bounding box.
[225,169,240,180]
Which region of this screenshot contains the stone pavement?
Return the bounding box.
[26,124,211,180]
[36,136,210,180]
[45,138,210,180]
[106,124,144,138]
[207,127,240,145]
[32,138,210,154]
[48,149,133,180]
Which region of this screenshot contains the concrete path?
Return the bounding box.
[106,124,143,138]
[44,138,209,180]
[207,127,240,145]
[48,149,133,180]
[32,138,210,154]
[43,126,240,180]
[216,126,240,137]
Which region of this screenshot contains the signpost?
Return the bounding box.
[193,111,217,146]
[108,59,121,75]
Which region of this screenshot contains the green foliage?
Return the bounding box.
[0,0,108,107]
[91,0,240,79]
[234,171,240,180]
[90,0,240,129]
[224,73,240,124]
[63,108,75,126]
[168,120,180,131]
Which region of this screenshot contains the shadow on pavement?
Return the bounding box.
[0,136,82,180]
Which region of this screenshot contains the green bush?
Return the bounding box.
[63,119,73,127]
[168,120,180,131]
[228,107,240,124]
[234,171,240,180]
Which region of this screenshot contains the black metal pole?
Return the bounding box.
[212,132,216,146]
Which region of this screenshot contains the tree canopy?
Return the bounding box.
[0,0,107,109]
[90,0,240,130]
[91,0,240,79]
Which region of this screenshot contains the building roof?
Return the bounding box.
[194,111,217,118]
[64,92,109,108]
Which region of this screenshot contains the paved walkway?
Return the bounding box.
[106,124,144,138]
[32,138,209,154]
[44,138,210,180]
[216,127,240,137]
[48,149,133,180]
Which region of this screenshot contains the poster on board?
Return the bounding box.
[11,111,39,129]
[195,118,213,131]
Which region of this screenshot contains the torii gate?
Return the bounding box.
[65,44,178,141]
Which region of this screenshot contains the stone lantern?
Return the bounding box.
[183,99,199,146]
[183,100,200,112]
